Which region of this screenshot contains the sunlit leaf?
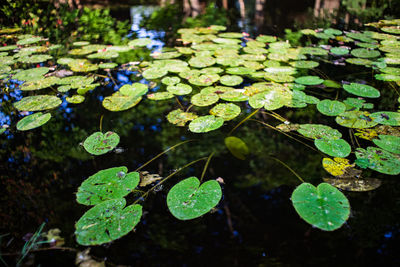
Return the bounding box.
[188,115,224,133]
[13,95,62,111]
[355,147,400,175]
[83,131,120,155]
[16,112,51,131]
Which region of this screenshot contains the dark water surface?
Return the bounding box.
[1,5,400,267]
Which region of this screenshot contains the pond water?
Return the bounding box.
[1,5,400,267]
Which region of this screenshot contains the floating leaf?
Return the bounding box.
[13,67,49,82]
[103,92,142,111]
[77,166,139,205]
[189,74,219,86]
[336,111,378,128]
[75,199,142,245]
[330,47,350,55]
[18,54,52,63]
[224,136,249,160]
[147,91,174,101]
[290,60,319,69]
[119,83,148,97]
[314,138,351,158]
[142,67,168,80]
[191,93,219,107]
[355,147,400,175]
[370,111,400,126]
[167,109,198,126]
[16,112,51,131]
[161,76,181,86]
[167,83,192,95]
[372,135,400,154]
[350,48,380,58]
[322,177,381,192]
[68,59,98,72]
[83,131,120,156]
[99,63,117,69]
[167,177,222,220]
[210,103,241,121]
[322,157,358,177]
[291,183,350,231]
[13,95,62,111]
[188,115,224,133]
[342,83,380,98]
[128,38,152,47]
[20,76,59,91]
[220,75,243,86]
[249,87,292,110]
[298,124,342,139]
[317,100,346,116]
[189,56,216,68]
[66,95,85,104]
[295,76,324,86]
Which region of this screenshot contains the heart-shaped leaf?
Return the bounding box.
[167,177,222,220]
[291,183,350,231]
[83,131,120,155]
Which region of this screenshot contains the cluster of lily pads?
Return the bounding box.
[2,19,400,245]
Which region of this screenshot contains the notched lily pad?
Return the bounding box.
[166,109,198,126]
[188,115,224,133]
[83,131,120,155]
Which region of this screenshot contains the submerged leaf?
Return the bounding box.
[224,136,249,160]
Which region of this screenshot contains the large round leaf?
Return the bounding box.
[317,100,346,116]
[350,48,380,58]
[119,83,148,97]
[336,111,378,128]
[13,67,49,82]
[342,83,380,98]
[188,115,224,133]
[191,93,219,107]
[297,124,342,140]
[295,76,324,86]
[355,147,400,175]
[167,177,222,220]
[13,95,62,112]
[210,103,241,121]
[249,87,292,110]
[314,138,351,158]
[372,135,400,154]
[370,111,400,126]
[76,166,140,205]
[16,112,51,131]
[167,83,192,95]
[142,67,168,80]
[166,109,198,126]
[102,93,142,111]
[20,76,60,91]
[75,199,142,245]
[291,183,350,231]
[83,131,120,155]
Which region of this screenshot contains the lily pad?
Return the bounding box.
[314,138,351,158]
[191,93,219,107]
[167,83,192,95]
[322,177,381,192]
[317,100,346,116]
[355,147,400,175]
[322,157,357,177]
[20,76,59,91]
[76,166,139,205]
[291,183,350,231]
[372,135,400,154]
[188,115,224,133]
[336,111,378,128]
[167,177,222,220]
[13,67,49,82]
[224,136,249,160]
[351,48,380,58]
[166,109,198,126]
[13,95,62,111]
[66,95,85,104]
[16,112,51,131]
[290,61,319,69]
[119,83,148,97]
[220,75,243,86]
[83,131,120,155]
[342,83,380,98]
[75,198,142,245]
[189,56,216,68]
[330,47,350,55]
[147,92,174,101]
[295,76,324,86]
[298,124,342,140]
[210,103,241,121]
[161,76,181,86]
[102,93,142,111]
[249,87,292,110]
[128,38,152,47]
[142,67,168,80]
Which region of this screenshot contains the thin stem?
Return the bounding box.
[268,156,305,183]
[389,82,400,97]
[175,96,185,110]
[134,140,194,172]
[351,129,361,148]
[228,108,260,136]
[186,104,194,112]
[134,157,207,204]
[200,152,214,183]
[99,115,104,132]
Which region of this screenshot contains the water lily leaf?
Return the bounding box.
[189,74,219,86]
[68,59,98,72]
[87,51,119,59]
[77,166,139,205]
[0,45,18,51]
[381,26,400,35]
[243,46,269,54]
[66,95,85,104]
[219,90,249,102]
[298,124,342,140]
[188,115,224,133]
[75,199,142,245]
[210,103,241,121]
[179,69,202,80]
[343,98,372,110]
[295,76,324,86]
[142,67,168,80]
[20,76,59,91]
[225,67,254,75]
[314,138,351,157]
[243,61,264,70]
[372,135,400,154]
[161,76,181,86]
[299,47,328,56]
[167,83,192,95]
[119,83,148,97]
[213,37,241,45]
[128,38,152,47]
[191,93,219,107]
[189,56,216,68]
[147,91,174,101]
[16,112,51,131]
[291,183,350,231]
[167,109,198,126]
[317,100,346,116]
[102,93,142,111]
[13,67,49,82]
[249,87,292,110]
[152,51,181,60]
[375,74,400,81]
[355,147,400,175]
[322,177,381,192]
[224,136,249,160]
[167,177,222,220]
[73,41,90,46]
[218,32,243,38]
[330,47,350,55]
[351,48,380,58]
[13,95,62,111]
[17,37,41,45]
[336,111,378,128]
[18,54,52,63]
[265,73,295,83]
[57,57,74,65]
[346,58,373,65]
[256,35,277,43]
[290,60,319,69]
[99,63,117,69]
[200,67,224,74]
[83,131,120,156]
[324,28,342,35]
[220,75,243,86]
[322,157,359,177]
[342,83,380,98]
[0,56,14,65]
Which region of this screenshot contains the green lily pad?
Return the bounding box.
[370,111,400,126]
[291,183,350,231]
[87,51,119,59]
[142,67,168,80]
[166,109,198,126]
[16,112,51,131]
[345,58,373,65]
[220,75,243,86]
[13,67,49,82]
[295,76,324,86]
[189,74,219,86]
[0,45,17,52]
[128,38,152,47]
[381,26,400,35]
[188,115,224,133]
[336,111,378,128]
[324,28,342,35]
[219,90,249,102]
[290,60,319,69]
[152,51,181,60]
[83,131,120,155]
[218,32,243,38]
[224,136,249,160]
[102,92,142,111]
[342,83,380,98]
[225,67,254,75]
[314,138,351,157]
[167,83,192,95]
[375,74,400,81]
[68,59,98,72]
[17,37,41,45]
[161,76,181,86]
[355,147,400,175]
[298,124,342,140]
[73,41,90,46]
[191,93,219,107]
[77,166,139,205]
[256,35,277,43]
[20,76,59,91]
[317,100,346,116]
[147,91,174,101]
[18,54,52,63]
[373,135,400,154]
[167,177,222,220]
[351,48,380,58]
[299,47,328,56]
[13,95,62,111]
[210,103,241,121]
[66,95,85,104]
[119,83,148,97]
[75,198,142,245]
[189,56,216,68]
[249,87,292,110]
[330,47,350,55]
[99,63,117,69]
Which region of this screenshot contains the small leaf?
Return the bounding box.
[16,112,51,131]
[188,115,224,133]
[83,131,120,155]
[224,136,249,160]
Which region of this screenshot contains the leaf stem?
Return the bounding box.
[200,152,214,183]
[99,115,104,132]
[268,156,305,183]
[228,108,260,136]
